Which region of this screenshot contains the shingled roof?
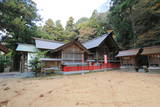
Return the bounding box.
[34,38,64,50]
[16,43,38,52]
[82,32,112,49]
[116,45,160,57]
[82,34,108,49]
[142,45,160,55]
[32,32,118,51]
[116,48,139,57]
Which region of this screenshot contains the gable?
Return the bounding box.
[82,34,108,49]
[82,32,119,50]
[53,40,91,54]
[100,35,119,52]
[63,43,83,53]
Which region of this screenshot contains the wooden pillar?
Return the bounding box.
[19,55,22,72]
[158,54,160,67]
[96,48,98,63]
[157,54,160,67]
[61,50,63,64]
[120,57,122,67]
[147,55,150,67]
[20,53,25,72]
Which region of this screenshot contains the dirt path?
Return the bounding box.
[0,70,160,107]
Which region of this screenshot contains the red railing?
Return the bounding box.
[62,63,120,72]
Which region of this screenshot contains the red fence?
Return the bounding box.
[62,63,120,72]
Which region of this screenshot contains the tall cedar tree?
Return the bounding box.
[0,0,39,70]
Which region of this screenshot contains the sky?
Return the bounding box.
[32,0,111,26]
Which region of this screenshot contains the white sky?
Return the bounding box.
[32,0,110,26]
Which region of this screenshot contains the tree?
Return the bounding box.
[91,11,110,37]
[36,26,54,40]
[76,18,96,42]
[76,17,89,25]
[75,10,110,42]
[132,0,160,47]
[41,19,65,41]
[0,0,40,70]
[65,17,75,32]
[30,51,47,76]
[65,17,78,41]
[108,0,160,49]
[108,0,137,49]
[55,20,64,31]
[42,19,55,35]
[54,20,65,41]
[0,0,39,45]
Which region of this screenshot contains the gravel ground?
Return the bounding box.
[0,70,160,107]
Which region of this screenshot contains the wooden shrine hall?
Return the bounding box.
[116,45,160,69]
[16,31,120,72]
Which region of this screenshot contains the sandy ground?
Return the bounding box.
[0,70,160,107]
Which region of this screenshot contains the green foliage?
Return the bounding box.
[0,0,40,49]
[65,17,75,31]
[109,0,160,49]
[76,17,89,25]
[54,20,65,41]
[39,19,65,41]
[36,26,54,40]
[75,11,111,42]
[0,0,40,70]
[42,19,55,35]
[38,10,111,43]
[64,17,78,41]
[0,50,12,72]
[30,51,47,73]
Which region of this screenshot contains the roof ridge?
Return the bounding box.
[33,37,64,44]
[119,45,160,52]
[143,45,160,49]
[120,48,140,52]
